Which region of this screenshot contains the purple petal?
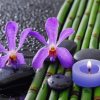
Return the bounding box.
[32,47,49,69]
[30,31,47,45]
[16,53,26,64]
[57,28,75,46]
[45,17,59,44]
[0,43,7,53]
[0,55,9,68]
[17,28,32,51]
[5,21,18,50]
[57,47,73,68]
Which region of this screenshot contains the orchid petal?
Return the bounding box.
[57,47,73,68]
[16,53,26,64]
[32,47,49,69]
[45,17,59,44]
[0,43,7,53]
[0,55,9,68]
[17,28,32,51]
[5,21,18,50]
[30,31,47,45]
[57,28,74,46]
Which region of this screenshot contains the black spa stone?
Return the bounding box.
[0,65,35,86]
[47,74,72,90]
[0,79,32,96]
[59,40,77,55]
[74,49,100,62]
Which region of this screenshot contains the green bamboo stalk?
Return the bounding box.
[49,66,64,100]
[81,88,92,100]
[74,0,94,52]
[25,63,48,100]
[89,6,100,49]
[35,0,74,97]
[69,0,87,40]
[50,0,84,99]
[62,0,80,29]
[58,69,71,100]
[49,90,58,100]
[57,0,73,27]
[94,87,100,100]
[25,1,71,99]
[36,64,58,100]
[93,6,100,100]
[48,1,81,99]
[82,0,99,49]
[81,4,100,100]
[58,1,87,99]
[69,0,94,100]
[70,84,80,100]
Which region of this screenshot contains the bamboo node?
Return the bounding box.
[29,86,39,93]
[94,96,100,100]
[67,0,72,4]
[69,16,73,20]
[85,12,90,16]
[72,90,80,96]
[89,24,93,28]
[76,15,81,19]
[76,35,81,41]
[92,33,98,38]
[46,72,54,77]
[96,0,100,4]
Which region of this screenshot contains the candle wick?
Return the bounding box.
[88,68,91,74]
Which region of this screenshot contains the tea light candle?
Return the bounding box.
[72,59,100,87]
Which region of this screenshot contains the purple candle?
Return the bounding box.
[72,59,100,87]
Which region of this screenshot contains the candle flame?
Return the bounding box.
[87,60,92,69]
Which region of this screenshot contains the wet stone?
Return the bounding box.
[47,74,72,90]
[0,65,35,86]
[74,49,100,62]
[59,40,77,55]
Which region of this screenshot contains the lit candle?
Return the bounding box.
[72,59,100,87]
[87,60,92,74]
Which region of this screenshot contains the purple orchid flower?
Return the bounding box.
[30,17,75,69]
[0,21,32,68]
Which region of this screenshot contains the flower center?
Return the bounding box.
[49,46,56,57]
[9,51,17,61]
